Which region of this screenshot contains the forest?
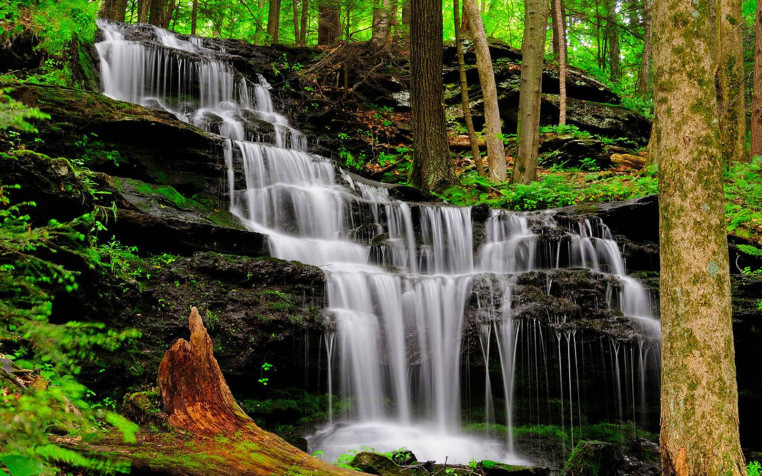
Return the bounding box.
[1,0,762,474]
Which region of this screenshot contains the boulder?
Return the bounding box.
[562,441,621,476]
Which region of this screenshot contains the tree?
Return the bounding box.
[409,0,457,191]
[453,0,486,177]
[552,0,567,125]
[550,0,566,59]
[318,0,341,45]
[716,0,748,164]
[605,1,620,84]
[652,0,747,470]
[268,0,282,42]
[512,0,547,184]
[191,0,198,35]
[635,0,652,98]
[98,0,128,21]
[299,0,309,44]
[462,0,506,181]
[371,0,393,49]
[752,0,762,158]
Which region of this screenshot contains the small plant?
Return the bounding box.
[748,461,761,476]
[258,362,273,386]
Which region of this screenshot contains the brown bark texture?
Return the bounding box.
[550,0,566,59]
[553,0,567,125]
[268,0,282,43]
[462,0,506,181]
[716,0,748,164]
[652,0,747,471]
[409,0,457,191]
[157,307,360,475]
[98,0,129,22]
[454,0,486,177]
[751,0,762,157]
[512,0,547,184]
[636,0,651,97]
[318,0,341,45]
[300,0,309,44]
[191,0,198,35]
[371,0,393,48]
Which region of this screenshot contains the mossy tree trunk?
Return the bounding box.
[553,0,567,125]
[751,0,762,158]
[268,0,282,43]
[716,0,748,164]
[409,0,457,191]
[453,0,486,177]
[462,0,506,181]
[652,0,747,471]
[99,0,129,22]
[512,0,547,184]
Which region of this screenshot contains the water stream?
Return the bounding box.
[96,21,660,465]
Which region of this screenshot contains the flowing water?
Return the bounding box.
[96,21,660,465]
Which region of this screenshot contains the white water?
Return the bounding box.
[96,21,659,465]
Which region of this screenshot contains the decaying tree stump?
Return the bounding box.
[610,153,647,169]
[157,307,360,475]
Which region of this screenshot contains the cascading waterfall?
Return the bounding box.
[96,21,661,465]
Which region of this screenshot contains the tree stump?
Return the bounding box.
[157,307,360,475]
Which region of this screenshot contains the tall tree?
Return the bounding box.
[716,0,747,164]
[293,0,300,43]
[752,0,762,157]
[191,0,198,35]
[299,0,309,44]
[268,0,282,42]
[635,0,652,97]
[318,0,341,45]
[409,0,457,190]
[550,0,566,59]
[512,0,548,184]
[462,0,506,181]
[98,0,129,21]
[454,0,486,177]
[653,0,747,471]
[371,0,393,48]
[606,1,620,84]
[552,0,567,125]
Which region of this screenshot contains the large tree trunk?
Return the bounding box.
[512,0,547,184]
[157,308,360,475]
[716,0,748,164]
[752,0,762,157]
[137,0,151,23]
[553,0,567,125]
[454,0,486,177]
[300,0,309,44]
[293,0,300,43]
[652,0,747,471]
[409,0,457,191]
[99,0,129,21]
[371,0,392,48]
[636,0,651,97]
[148,0,169,26]
[318,0,341,45]
[462,0,506,181]
[191,0,198,35]
[550,0,566,59]
[268,0,282,43]
[606,3,620,84]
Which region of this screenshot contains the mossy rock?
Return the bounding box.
[562,440,621,476]
[479,460,550,475]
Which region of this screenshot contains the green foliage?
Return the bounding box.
[724,157,762,243]
[749,461,762,476]
[0,89,50,132]
[0,0,97,56]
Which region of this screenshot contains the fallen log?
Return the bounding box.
[610,153,646,170]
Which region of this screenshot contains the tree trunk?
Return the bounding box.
[318,0,341,45]
[293,0,300,43]
[137,0,151,23]
[636,0,651,97]
[157,308,360,475]
[606,4,620,84]
[300,0,309,44]
[716,0,748,164]
[652,0,747,471]
[148,0,169,26]
[371,0,393,49]
[268,0,282,43]
[550,0,566,60]
[752,0,762,157]
[409,0,457,191]
[553,0,567,125]
[454,0,486,177]
[99,0,129,21]
[512,0,547,184]
[400,0,411,36]
[462,0,505,181]
[191,0,198,35]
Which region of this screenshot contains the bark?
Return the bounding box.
[400,0,411,36]
[137,0,151,23]
[156,308,361,475]
[635,0,652,97]
[191,0,198,35]
[454,0,486,177]
[553,0,567,125]
[267,0,282,43]
[462,0,506,181]
[409,0,457,191]
[371,0,393,49]
[752,0,762,157]
[148,0,170,26]
[300,0,309,44]
[652,0,747,471]
[318,0,341,45]
[512,0,547,184]
[550,0,566,60]
[98,0,129,21]
[606,4,620,84]
[716,0,748,164]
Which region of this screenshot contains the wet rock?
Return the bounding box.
[479,460,551,475]
[350,452,413,475]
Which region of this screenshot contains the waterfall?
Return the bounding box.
[96,21,660,466]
